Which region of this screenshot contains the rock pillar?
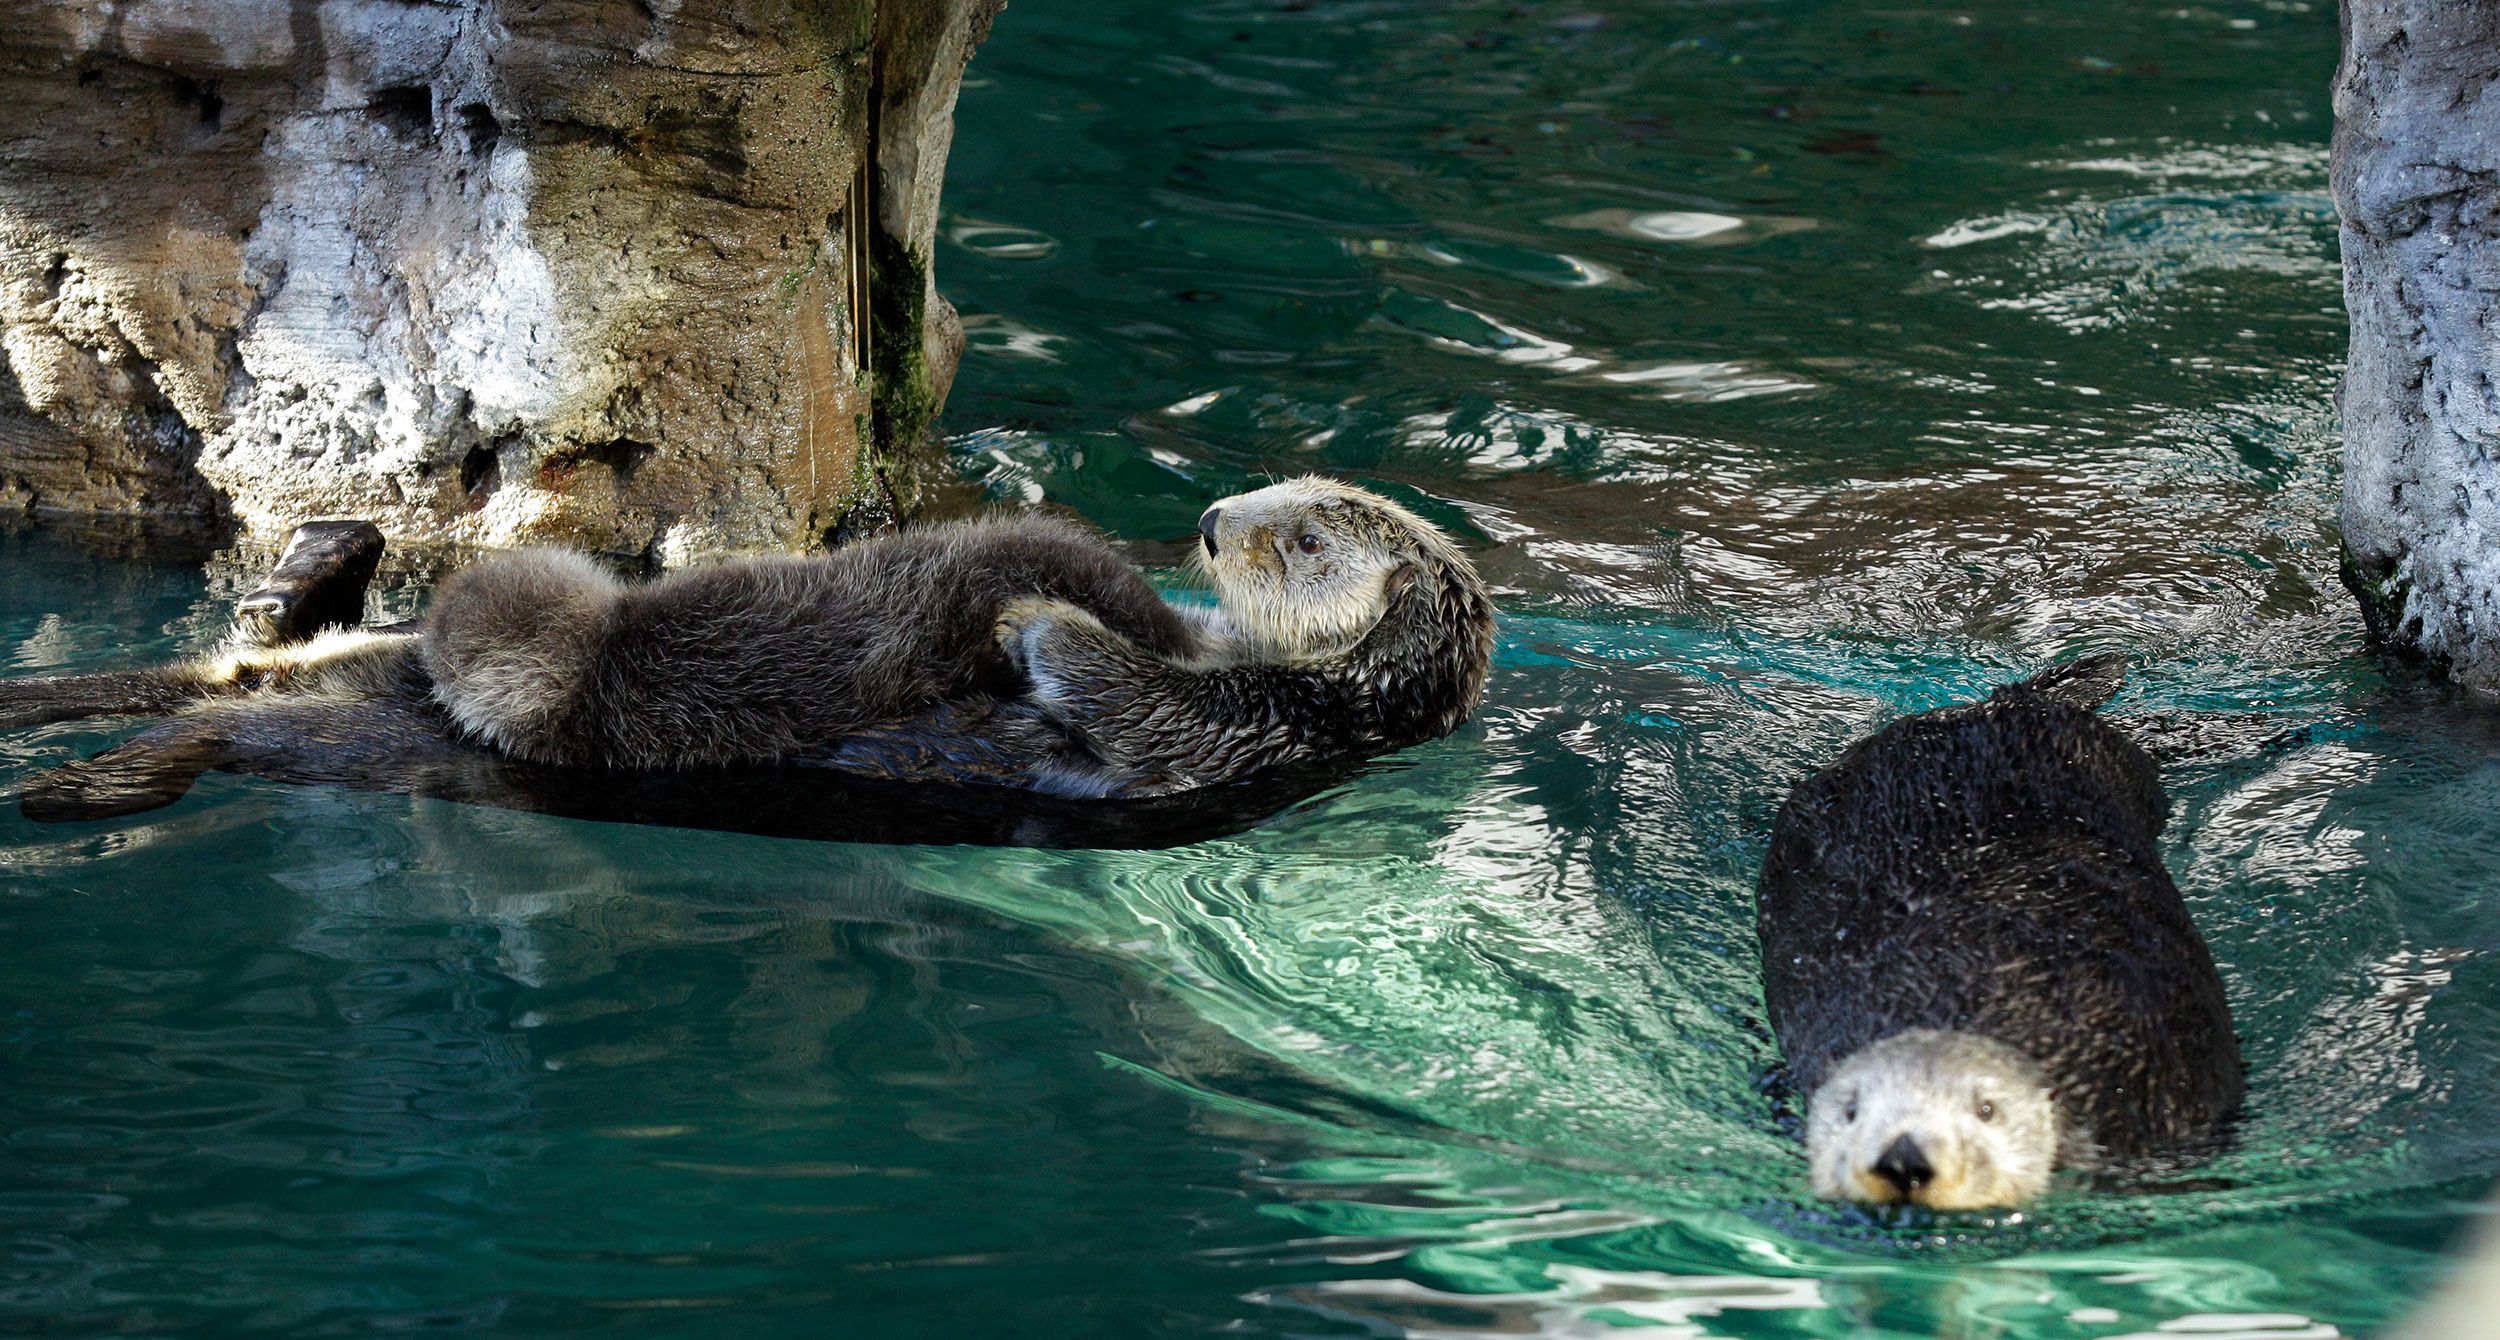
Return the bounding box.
[0,0,1000,561]
[2334,0,2500,687]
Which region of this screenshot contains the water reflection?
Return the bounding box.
[5,0,2490,1334]
[1261,1267,1826,1338]
[1550,208,1819,248]
[0,780,1462,1332]
[927,0,2481,1327]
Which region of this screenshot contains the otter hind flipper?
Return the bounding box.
[2,518,390,733]
[234,520,386,647]
[17,720,238,821]
[2006,652,2127,712]
[18,676,486,823]
[0,669,206,731]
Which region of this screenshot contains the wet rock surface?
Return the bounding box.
[2334,0,2500,689]
[0,0,999,560]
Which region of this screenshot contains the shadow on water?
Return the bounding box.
[354,757,1373,852]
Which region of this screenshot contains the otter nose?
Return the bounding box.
[1198,506,1223,558]
[1873,1135,1934,1199]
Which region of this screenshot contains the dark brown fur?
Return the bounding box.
[1757,656,2244,1163]
[1004,551,1494,792]
[423,515,1201,770]
[7,485,1494,814]
[984,478,1496,793]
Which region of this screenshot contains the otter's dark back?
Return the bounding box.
[1756,664,2242,1160]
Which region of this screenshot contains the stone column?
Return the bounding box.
[0,0,999,563]
[2334,0,2500,689]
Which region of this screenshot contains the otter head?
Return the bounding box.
[1195,477,1467,661]
[1806,1029,2061,1211]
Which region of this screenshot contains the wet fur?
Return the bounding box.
[1805,1029,2062,1209]
[1758,656,2243,1182]
[0,629,418,733]
[422,515,1201,770]
[8,487,1485,811]
[995,478,1496,791]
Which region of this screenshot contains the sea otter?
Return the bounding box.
[0,515,1193,754]
[413,475,1490,793]
[417,514,1204,771]
[995,476,1495,791]
[2,478,1492,811]
[1757,656,2242,1210]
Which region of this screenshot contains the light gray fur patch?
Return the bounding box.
[1805,1029,2062,1211]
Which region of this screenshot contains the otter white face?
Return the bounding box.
[1805,1029,2060,1211]
[1194,477,1455,660]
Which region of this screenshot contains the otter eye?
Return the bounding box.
[1976,1100,1996,1123]
[1294,533,1323,555]
[1842,1098,1857,1124]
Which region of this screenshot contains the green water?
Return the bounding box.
[4,0,2493,1334]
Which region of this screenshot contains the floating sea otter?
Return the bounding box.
[0,479,1493,830]
[1757,657,2244,1210]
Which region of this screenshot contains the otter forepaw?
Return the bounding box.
[993,595,1066,660]
[994,597,1109,705]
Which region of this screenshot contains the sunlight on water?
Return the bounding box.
[5,0,2494,1336]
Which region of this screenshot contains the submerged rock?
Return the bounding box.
[0,0,1000,561]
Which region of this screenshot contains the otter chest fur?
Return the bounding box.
[997,476,1494,791]
[1756,656,2242,1209]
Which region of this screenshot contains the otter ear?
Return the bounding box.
[1380,561,1421,600]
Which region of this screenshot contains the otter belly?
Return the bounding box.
[1756,668,2244,1164]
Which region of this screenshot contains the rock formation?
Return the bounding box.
[0,0,999,562]
[2334,0,2500,689]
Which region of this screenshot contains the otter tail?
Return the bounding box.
[2006,653,2127,712]
[421,549,619,765]
[234,520,386,647]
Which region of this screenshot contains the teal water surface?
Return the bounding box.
[9,0,2498,1335]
